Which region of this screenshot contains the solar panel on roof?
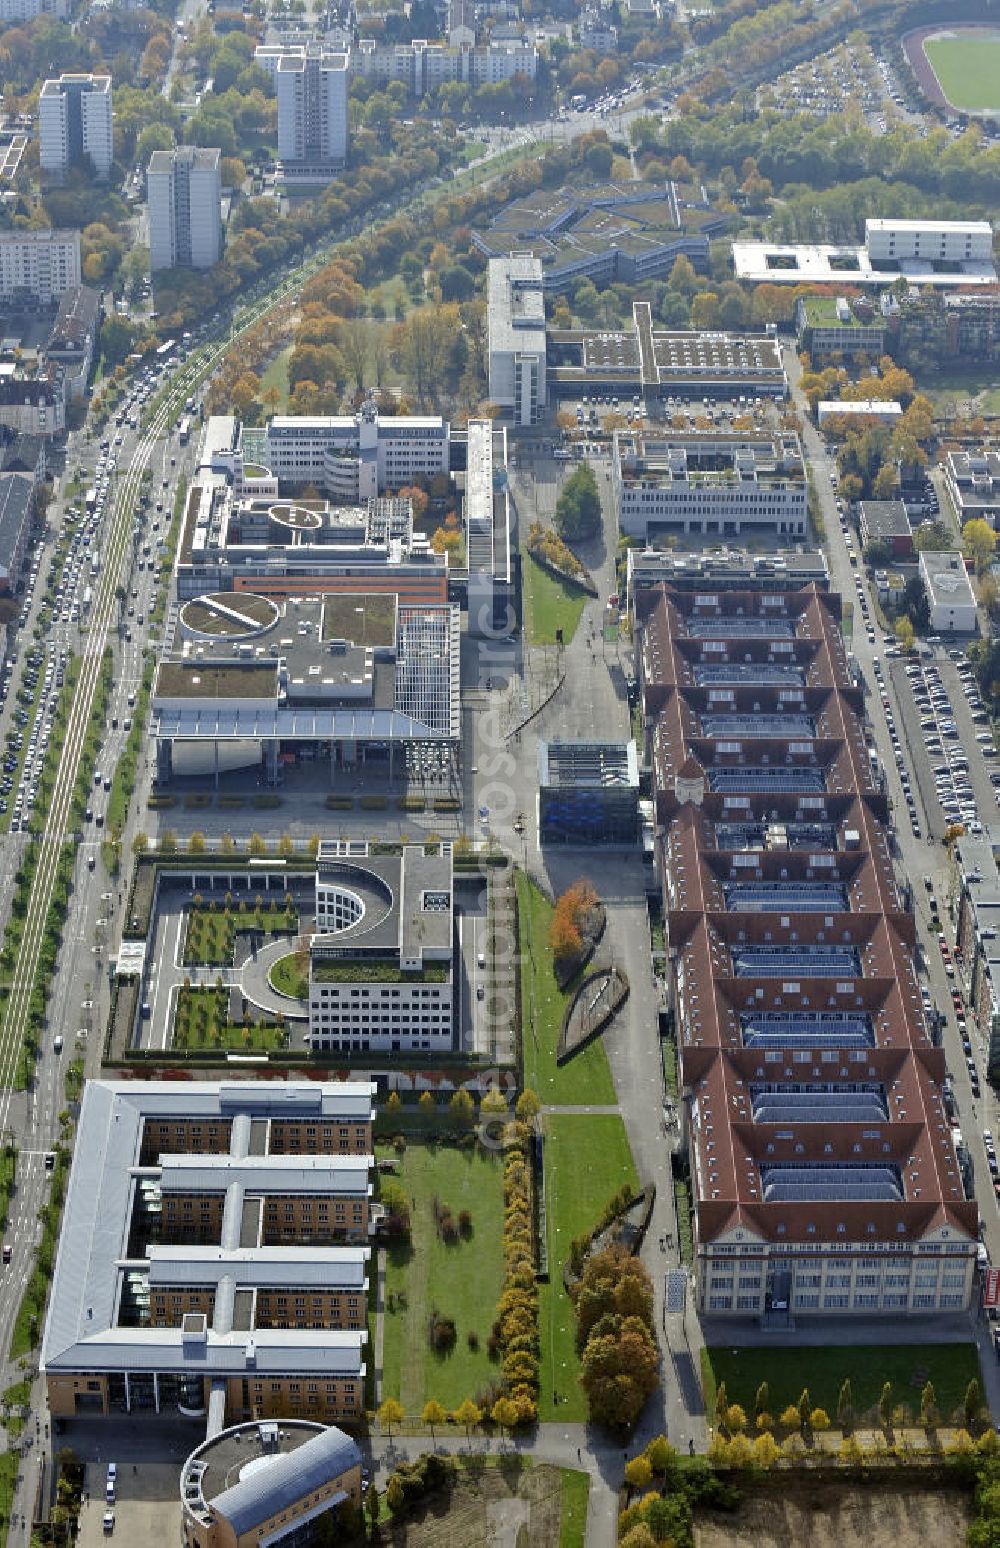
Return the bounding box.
[761,1165,902,1203]
[708,768,826,793]
[732,947,860,978]
[701,715,815,738]
[740,1011,874,1049]
[693,665,804,685]
[724,883,847,913]
[686,619,795,637]
[751,1088,887,1123]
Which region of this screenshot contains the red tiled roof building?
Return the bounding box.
[637,579,976,1320]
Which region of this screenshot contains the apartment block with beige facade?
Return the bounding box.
[42,1080,375,1427]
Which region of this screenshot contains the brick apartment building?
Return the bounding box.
[635,578,977,1321]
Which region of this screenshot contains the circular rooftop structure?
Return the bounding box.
[268,501,324,533]
[181,1420,361,1548]
[179,592,280,641]
[314,856,395,944]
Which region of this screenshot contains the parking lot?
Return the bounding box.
[761,36,911,134]
[889,651,996,840]
[77,1462,182,1547]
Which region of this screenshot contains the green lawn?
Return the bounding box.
[516,872,616,1107]
[921,362,1000,418]
[560,1467,590,1548]
[522,553,587,646]
[173,987,289,1051]
[270,948,309,1000]
[0,1451,15,1530]
[183,903,298,966]
[701,1342,983,1427]
[925,34,1000,111]
[259,344,293,410]
[538,1113,639,1423]
[380,1140,505,1413]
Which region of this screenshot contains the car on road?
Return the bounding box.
[103,1509,115,1534]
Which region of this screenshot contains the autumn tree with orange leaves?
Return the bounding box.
[549,880,598,964]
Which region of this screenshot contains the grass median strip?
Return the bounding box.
[106,654,155,836]
[515,871,615,1107]
[9,1147,70,1360]
[537,1113,638,1423]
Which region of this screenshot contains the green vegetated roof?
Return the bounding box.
[322,592,397,647]
[311,960,449,983]
[801,295,864,326]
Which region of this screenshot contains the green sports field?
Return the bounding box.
[924,34,1000,112]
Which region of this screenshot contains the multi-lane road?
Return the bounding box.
[0,121,576,1470]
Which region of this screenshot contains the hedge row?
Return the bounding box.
[490,1118,540,1427]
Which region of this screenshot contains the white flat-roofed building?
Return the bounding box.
[276,49,348,177]
[816,399,902,427]
[38,73,112,179]
[265,401,449,498]
[0,0,66,19]
[919,549,977,634]
[309,841,454,1054]
[944,448,1000,531]
[612,429,807,542]
[465,417,512,637]
[548,303,786,401]
[734,217,996,289]
[0,364,66,437]
[147,146,222,272]
[0,229,81,304]
[254,43,305,84]
[487,255,547,426]
[579,7,618,50]
[865,218,994,265]
[352,36,536,90]
[42,1080,375,1427]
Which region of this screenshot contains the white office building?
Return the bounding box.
[265,401,449,499]
[255,43,305,84]
[352,36,536,91]
[0,0,66,21]
[0,229,81,304]
[147,147,222,273]
[734,217,996,289]
[611,430,807,541]
[308,843,454,1055]
[276,49,349,176]
[919,550,978,634]
[579,7,617,49]
[487,256,547,427]
[864,218,994,266]
[38,74,113,180]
